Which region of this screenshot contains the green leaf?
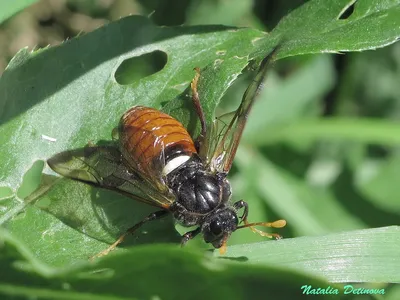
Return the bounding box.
[2,0,400,195]
[1,2,399,293]
[255,0,400,57]
[0,228,345,300]
[215,226,400,283]
[243,54,335,137]
[163,55,251,136]
[0,16,263,193]
[357,155,400,213]
[0,227,397,300]
[3,203,111,266]
[386,285,400,300]
[244,118,400,146]
[0,0,38,24]
[234,147,365,236]
[4,177,181,266]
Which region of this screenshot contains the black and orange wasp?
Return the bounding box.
[48,46,286,257]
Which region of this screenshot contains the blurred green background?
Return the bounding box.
[1,0,399,246]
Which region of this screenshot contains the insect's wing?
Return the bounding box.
[206,46,280,174]
[47,146,174,209]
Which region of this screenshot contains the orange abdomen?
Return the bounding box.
[119,106,197,176]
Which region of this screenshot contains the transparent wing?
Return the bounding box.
[200,110,235,171]
[47,145,175,209]
[205,46,280,174]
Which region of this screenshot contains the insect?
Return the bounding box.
[47,46,286,257]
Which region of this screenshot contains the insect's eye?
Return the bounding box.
[209,220,223,236]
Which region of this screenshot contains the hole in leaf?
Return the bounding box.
[17,160,45,199]
[115,50,167,85]
[0,186,13,199]
[338,0,357,20]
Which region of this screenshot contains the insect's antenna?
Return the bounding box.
[236,219,286,239]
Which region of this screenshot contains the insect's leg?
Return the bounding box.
[91,210,169,259]
[181,227,201,247]
[233,200,248,222]
[191,67,207,147]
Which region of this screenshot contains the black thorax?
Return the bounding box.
[166,155,223,214]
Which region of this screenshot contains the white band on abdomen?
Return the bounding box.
[162,155,191,176]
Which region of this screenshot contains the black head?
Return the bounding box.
[201,207,239,248]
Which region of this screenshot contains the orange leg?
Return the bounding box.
[191,67,207,142]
